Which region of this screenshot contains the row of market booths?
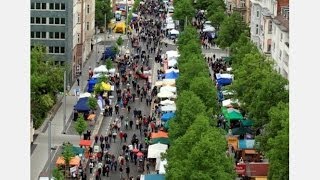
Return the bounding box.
[139,50,181,179]
[54,140,93,178]
[214,59,269,180]
[73,65,117,122]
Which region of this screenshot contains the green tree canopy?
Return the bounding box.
[166,115,212,179]
[87,96,98,110]
[95,0,113,28]
[74,115,88,138]
[173,0,195,22]
[186,128,236,179]
[208,7,226,29]
[31,45,64,128]
[116,36,124,47]
[52,167,64,180]
[169,91,206,140]
[61,143,75,176]
[216,12,248,49]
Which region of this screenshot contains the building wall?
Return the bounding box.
[31,0,75,82]
[83,0,96,64]
[250,1,262,47]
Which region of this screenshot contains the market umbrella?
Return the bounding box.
[137,152,144,157]
[101,82,112,91]
[160,86,177,93]
[161,104,177,112]
[241,119,254,127]
[161,112,175,121]
[151,131,169,139]
[232,127,254,136]
[157,91,174,98]
[132,148,139,153]
[162,79,176,86]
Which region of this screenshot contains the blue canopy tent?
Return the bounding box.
[216,78,232,86]
[74,97,90,112]
[165,71,179,79]
[101,46,116,61]
[238,139,255,149]
[161,112,175,121]
[141,174,165,180]
[87,78,97,93]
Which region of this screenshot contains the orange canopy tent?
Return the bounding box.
[79,139,92,147]
[56,156,81,166]
[151,131,168,139]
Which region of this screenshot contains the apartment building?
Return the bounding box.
[31,0,95,82]
[271,6,289,79]
[225,0,251,24]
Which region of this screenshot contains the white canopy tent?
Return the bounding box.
[132,13,139,17]
[160,99,175,106]
[157,91,174,98]
[203,26,215,32]
[165,23,175,30]
[169,29,179,35]
[108,68,116,74]
[222,90,235,96]
[93,65,108,73]
[92,73,109,79]
[215,73,234,79]
[161,104,177,112]
[157,159,167,174]
[168,59,178,67]
[165,68,179,74]
[147,143,168,159]
[162,79,176,86]
[79,92,92,98]
[226,67,232,72]
[160,86,177,93]
[222,99,239,107]
[166,50,180,60]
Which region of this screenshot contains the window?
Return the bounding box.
[77,34,80,43]
[41,32,46,38]
[31,32,34,38]
[36,3,41,9]
[36,17,41,24]
[77,14,80,23]
[280,33,283,42]
[61,32,65,39]
[55,18,60,24]
[255,24,259,34]
[49,32,54,38]
[268,20,272,33]
[61,18,65,24]
[55,32,60,39]
[55,3,60,10]
[267,44,271,52]
[55,61,60,65]
[42,3,46,9]
[61,3,66,10]
[273,42,275,51]
[31,17,34,24]
[87,5,90,14]
[49,3,54,10]
[61,47,65,53]
[49,47,54,53]
[31,3,35,9]
[256,10,260,17]
[31,46,34,50]
[36,32,41,38]
[61,61,65,66]
[49,18,54,24]
[87,22,89,30]
[42,17,46,24]
[54,47,60,53]
[279,50,282,59]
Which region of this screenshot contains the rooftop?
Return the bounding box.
[273,15,289,32]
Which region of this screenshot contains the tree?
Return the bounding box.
[52,167,65,180]
[169,91,206,140]
[116,36,124,47]
[106,58,113,70]
[61,143,75,177]
[166,115,212,179]
[185,128,236,179]
[206,0,226,17]
[216,12,248,49]
[189,76,219,114]
[95,0,113,29]
[74,115,88,138]
[177,26,200,48]
[87,96,98,111]
[31,45,64,129]
[208,7,226,29]
[173,0,195,24]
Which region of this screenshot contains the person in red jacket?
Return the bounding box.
[119,131,124,143]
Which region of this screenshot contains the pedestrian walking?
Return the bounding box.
[112,131,117,143]
[126,166,130,179]
[77,78,80,86]
[89,161,94,174]
[106,164,110,177]
[123,132,128,142]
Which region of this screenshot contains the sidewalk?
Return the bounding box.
[31,42,102,180]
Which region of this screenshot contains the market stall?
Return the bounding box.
[147,143,168,159]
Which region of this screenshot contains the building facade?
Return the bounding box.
[226,0,251,24]
[249,0,289,79]
[271,6,289,79]
[31,0,95,82]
